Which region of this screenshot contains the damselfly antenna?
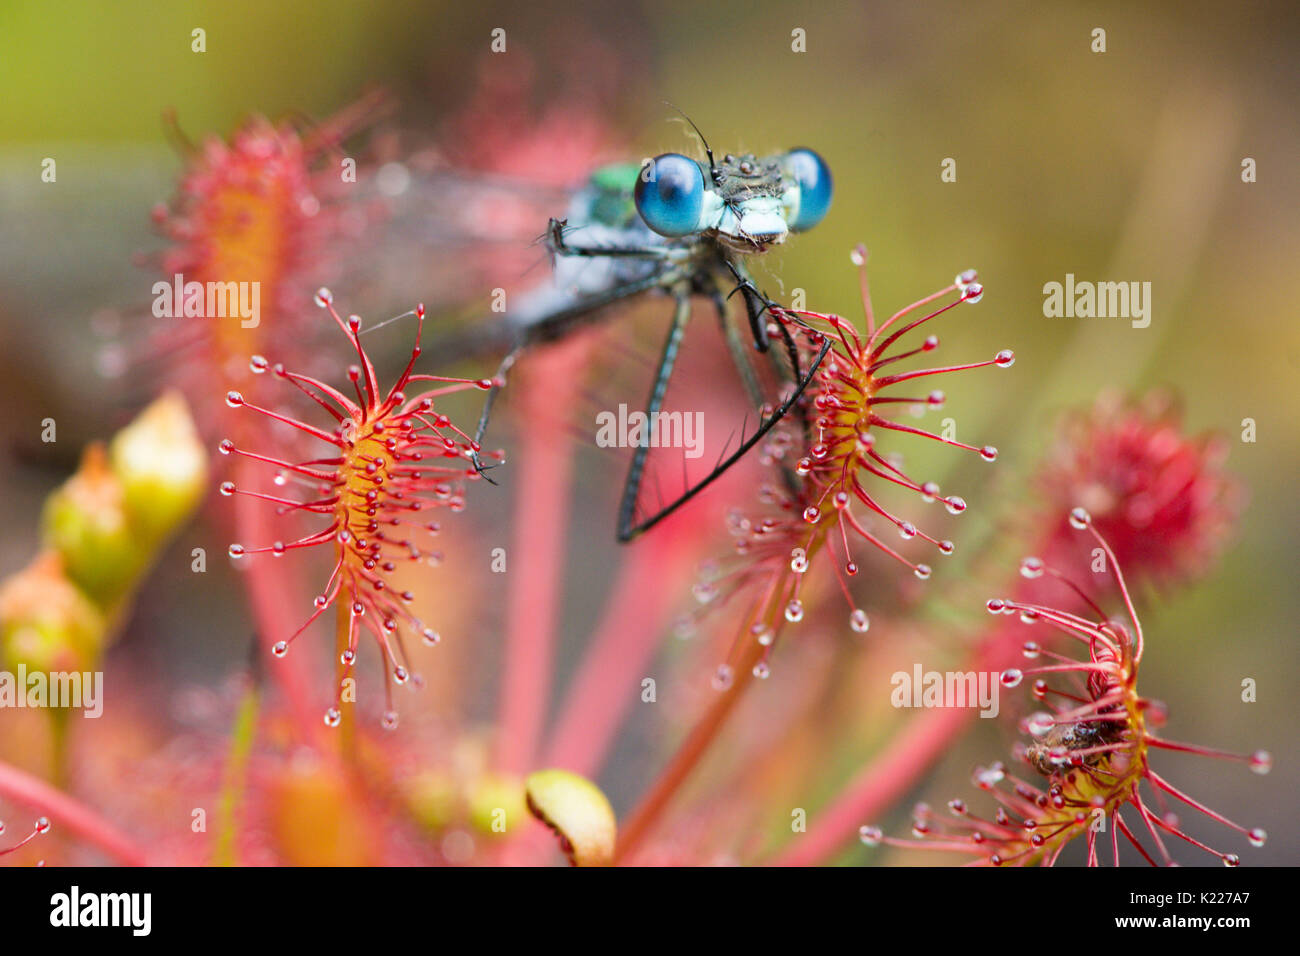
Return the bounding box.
[664,101,720,185]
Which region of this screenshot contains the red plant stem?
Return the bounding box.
[772,694,977,866]
[233,462,320,745]
[0,760,149,866]
[542,529,699,778]
[770,528,1134,866]
[615,644,762,863]
[493,337,590,775]
[771,625,1021,866]
[617,528,811,862]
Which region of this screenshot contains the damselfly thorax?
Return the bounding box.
[453,140,835,540]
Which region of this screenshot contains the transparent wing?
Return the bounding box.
[343,160,579,318]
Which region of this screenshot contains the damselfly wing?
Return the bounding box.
[375,133,835,540]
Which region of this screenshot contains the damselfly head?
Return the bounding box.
[635,147,833,252]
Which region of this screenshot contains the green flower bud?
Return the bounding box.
[467,772,527,838]
[109,391,206,544]
[41,444,142,606]
[0,553,106,674]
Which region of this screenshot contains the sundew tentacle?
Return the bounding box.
[221,292,494,728]
[1035,391,1241,586]
[694,252,1012,672]
[116,107,383,441]
[862,510,1270,866]
[618,253,1013,863]
[0,816,50,859]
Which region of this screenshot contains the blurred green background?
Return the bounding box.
[1,0,1296,863]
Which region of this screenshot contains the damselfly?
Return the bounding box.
[434,125,834,541]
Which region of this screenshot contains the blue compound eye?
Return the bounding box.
[634,153,706,237]
[784,148,833,232]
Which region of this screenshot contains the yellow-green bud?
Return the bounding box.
[467,772,527,838]
[108,391,206,543]
[0,553,106,674]
[41,444,142,605]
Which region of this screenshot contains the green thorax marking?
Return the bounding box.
[584,162,643,228]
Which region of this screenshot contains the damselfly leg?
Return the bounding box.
[615,333,832,541]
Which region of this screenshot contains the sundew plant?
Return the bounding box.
[0,2,1292,874]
